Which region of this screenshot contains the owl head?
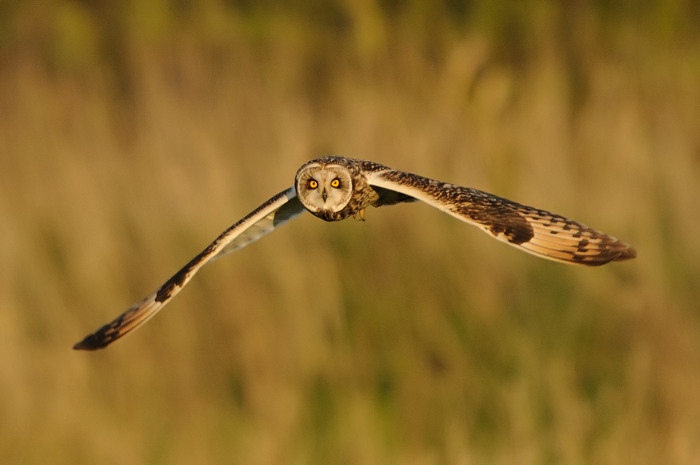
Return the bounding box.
[295,158,354,219]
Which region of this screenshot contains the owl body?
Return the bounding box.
[74,155,636,350]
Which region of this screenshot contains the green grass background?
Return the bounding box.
[1,1,699,463]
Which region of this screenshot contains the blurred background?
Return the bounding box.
[1,0,699,463]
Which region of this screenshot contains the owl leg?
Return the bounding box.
[353,209,366,221]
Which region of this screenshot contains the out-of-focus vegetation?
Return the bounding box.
[1,0,699,463]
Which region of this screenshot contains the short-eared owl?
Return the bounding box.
[74,156,635,350]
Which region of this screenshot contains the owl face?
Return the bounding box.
[296,162,354,215]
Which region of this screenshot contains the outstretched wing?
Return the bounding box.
[74,187,304,350]
[367,169,636,265]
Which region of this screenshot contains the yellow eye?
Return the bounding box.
[330,178,341,188]
[309,179,318,189]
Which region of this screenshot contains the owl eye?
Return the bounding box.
[308,179,318,189]
[330,178,341,188]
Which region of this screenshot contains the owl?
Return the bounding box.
[74,156,636,350]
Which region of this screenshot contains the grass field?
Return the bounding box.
[1,1,699,463]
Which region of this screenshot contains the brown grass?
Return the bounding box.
[1,2,699,464]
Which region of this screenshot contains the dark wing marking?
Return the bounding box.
[367,169,636,265]
[74,188,304,350]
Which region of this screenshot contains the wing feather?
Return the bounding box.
[367,169,636,266]
[74,187,304,350]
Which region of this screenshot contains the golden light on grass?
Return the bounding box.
[1,2,699,464]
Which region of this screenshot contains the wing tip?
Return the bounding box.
[580,242,637,266]
[614,244,637,261]
[73,333,111,351]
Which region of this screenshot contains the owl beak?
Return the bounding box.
[322,189,328,202]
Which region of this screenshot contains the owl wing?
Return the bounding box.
[74,187,304,350]
[367,169,636,266]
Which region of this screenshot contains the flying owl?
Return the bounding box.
[74,156,636,350]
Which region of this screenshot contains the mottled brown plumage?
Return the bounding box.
[74,156,635,351]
